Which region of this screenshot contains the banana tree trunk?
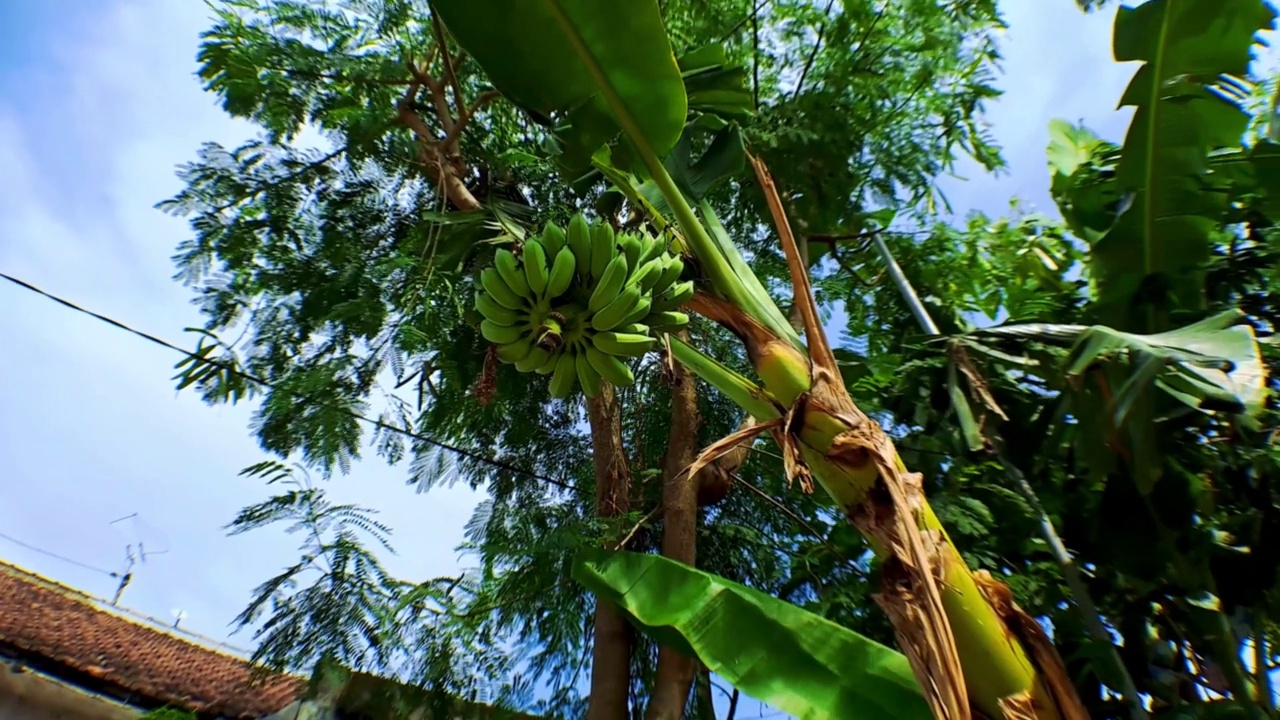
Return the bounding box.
[869,231,1147,720]
[666,158,1088,720]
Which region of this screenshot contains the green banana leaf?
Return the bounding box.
[947,360,986,452]
[1088,0,1275,331]
[572,548,931,720]
[433,0,687,162]
[968,310,1266,420]
[638,124,747,208]
[1045,119,1126,246]
[1205,141,1280,218]
[677,45,755,122]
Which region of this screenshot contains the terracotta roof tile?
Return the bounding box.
[0,563,305,719]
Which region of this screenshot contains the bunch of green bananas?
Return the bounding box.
[475,213,694,398]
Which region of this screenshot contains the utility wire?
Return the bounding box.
[0,531,120,578]
[0,272,580,494]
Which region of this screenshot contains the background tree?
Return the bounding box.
[165,0,1006,716]
[163,0,1280,718]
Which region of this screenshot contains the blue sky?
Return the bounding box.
[0,0,1238,716]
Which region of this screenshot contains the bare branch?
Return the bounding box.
[612,505,661,551]
[440,89,501,151]
[430,12,467,117]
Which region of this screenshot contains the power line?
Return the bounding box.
[0,531,120,578]
[0,271,931,555]
[0,272,579,494]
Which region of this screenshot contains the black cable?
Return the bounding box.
[0,272,579,494]
[0,531,120,577]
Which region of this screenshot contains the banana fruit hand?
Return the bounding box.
[474,212,693,398]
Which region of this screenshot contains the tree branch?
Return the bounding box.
[791,0,838,101]
[283,69,416,86]
[407,61,456,136]
[395,61,482,211]
[440,89,501,151]
[430,12,468,117]
[612,505,661,551]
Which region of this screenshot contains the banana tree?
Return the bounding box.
[433,1,1088,718]
[911,2,1275,716]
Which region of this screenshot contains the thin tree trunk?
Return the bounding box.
[693,668,716,719]
[646,338,702,720]
[586,384,633,720]
[1256,621,1275,712]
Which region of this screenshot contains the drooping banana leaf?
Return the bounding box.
[432,0,686,164]
[589,43,752,210]
[597,123,748,215]
[677,45,755,123]
[1045,118,1126,246]
[571,548,931,720]
[1088,0,1276,331]
[1204,141,1280,219]
[966,309,1266,420]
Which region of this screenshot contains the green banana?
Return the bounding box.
[653,280,694,312]
[481,267,526,310]
[588,255,629,313]
[647,310,690,329]
[592,284,642,332]
[576,350,601,397]
[617,323,650,335]
[495,248,531,299]
[475,291,522,326]
[549,351,578,398]
[542,222,567,256]
[618,296,652,328]
[495,337,534,364]
[523,239,549,299]
[627,257,664,293]
[481,319,526,345]
[545,246,576,299]
[589,222,616,280]
[620,233,643,270]
[535,349,560,375]
[639,232,666,264]
[568,214,593,279]
[592,331,657,358]
[516,345,551,373]
[586,345,634,386]
[651,256,684,295]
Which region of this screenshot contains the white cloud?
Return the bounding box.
[3,0,1256,713]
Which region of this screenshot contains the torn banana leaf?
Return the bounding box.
[968,309,1265,418]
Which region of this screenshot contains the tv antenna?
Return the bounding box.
[108,514,169,606]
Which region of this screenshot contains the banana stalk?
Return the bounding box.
[657,158,1087,720]
[568,40,1085,715]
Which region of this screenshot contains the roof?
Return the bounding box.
[0,561,305,719]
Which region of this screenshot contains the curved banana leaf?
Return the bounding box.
[968,310,1266,419]
[640,124,747,207]
[572,548,931,720]
[1046,119,1126,246]
[1090,0,1276,330]
[1205,141,1280,218]
[432,0,687,161]
[677,45,755,122]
